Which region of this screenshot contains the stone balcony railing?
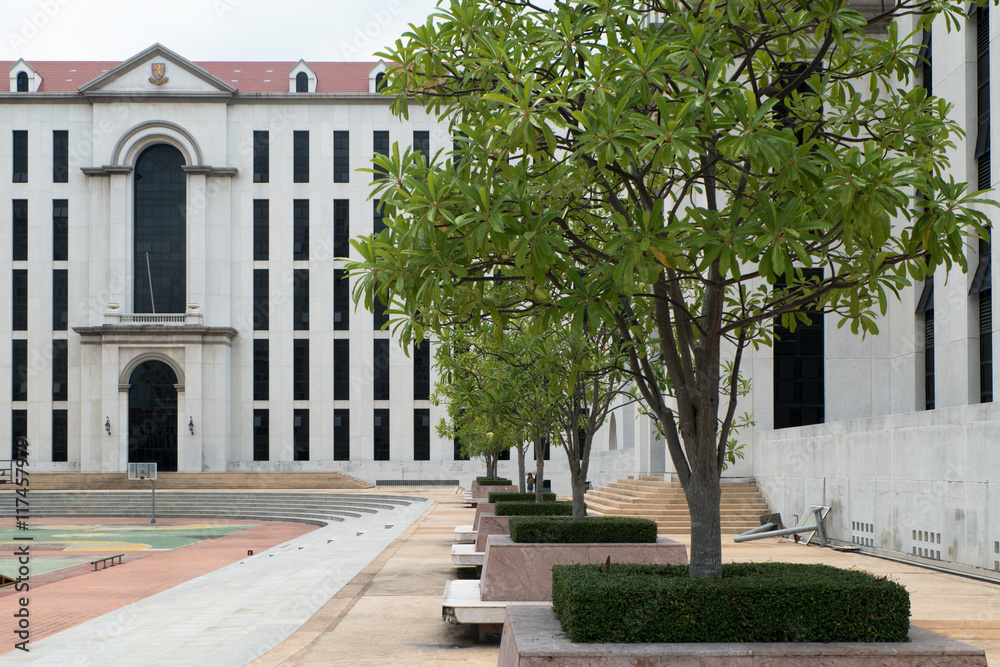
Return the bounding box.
[104,311,204,325]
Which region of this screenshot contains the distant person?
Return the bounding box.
[526,473,535,491]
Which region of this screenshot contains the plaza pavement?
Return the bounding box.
[6,486,1000,665]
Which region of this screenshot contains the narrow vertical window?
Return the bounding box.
[294,339,310,401]
[976,7,991,190]
[53,130,68,183]
[773,270,825,428]
[452,131,467,169]
[334,131,349,183]
[414,409,430,461]
[334,409,350,461]
[12,410,27,459]
[296,71,309,93]
[12,340,28,402]
[53,269,68,330]
[12,200,28,261]
[253,131,269,183]
[293,199,309,260]
[52,409,68,462]
[373,293,390,330]
[253,409,269,461]
[52,339,68,401]
[53,199,68,261]
[16,72,28,92]
[454,435,468,461]
[916,274,935,410]
[294,269,309,330]
[13,270,28,331]
[920,29,932,96]
[373,130,389,181]
[414,340,431,400]
[413,130,430,159]
[373,199,386,234]
[253,339,269,401]
[253,199,269,261]
[334,199,350,257]
[294,409,309,461]
[374,339,390,400]
[333,269,350,330]
[13,130,28,183]
[293,131,309,183]
[981,285,993,403]
[334,339,350,400]
[374,409,390,461]
[253,269,269,330]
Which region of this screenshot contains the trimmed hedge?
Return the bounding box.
[475,477,513,486]
[508,516,657,544]
[493,500,574,516]
[552,562,911,644]
[487,491,557,503]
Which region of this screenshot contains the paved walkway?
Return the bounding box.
[5,488,999,665]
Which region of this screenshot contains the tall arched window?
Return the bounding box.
[134,144,186,313]
[296,71,308,92]
[16,72,28,92]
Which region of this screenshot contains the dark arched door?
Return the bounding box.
[128,361,179,472]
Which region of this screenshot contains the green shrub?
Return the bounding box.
[493,500,574,516]
[552,562,910,643]
[508,516,657,544]
[475,477,513,486]
[487,491,557,503]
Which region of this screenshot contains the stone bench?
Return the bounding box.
[451,543,484,567]
[498,605,989,666]
[454,525,476,543]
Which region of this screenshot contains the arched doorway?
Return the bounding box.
[128,360,179,472]
[134,144,186,313]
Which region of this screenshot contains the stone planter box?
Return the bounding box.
[473,502,495,530]
[480,535,688,602]
[497,605,989,667]
[475,513,509,552]
[470,482,517,499]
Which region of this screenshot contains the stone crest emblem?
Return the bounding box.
[149,62,169,85]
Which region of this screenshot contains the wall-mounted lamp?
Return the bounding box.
[189,417,194,435]
[105,417,111,435]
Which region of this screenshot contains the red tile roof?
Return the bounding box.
[2,61,376,93]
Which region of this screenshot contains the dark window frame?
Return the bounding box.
[414,408,430,461]
[373,130,389,181]
[13,130,28,183]
[53,269,68,330]
[414,340,431,401]
[293,131,310,183]
[334,409,350,461]
[253,339,269,401]
[253,199,269,261]
[53,199,68,261]
[334,199,350,257]
[16,71,28,92]
[374,409,390,461]
[333,131,350,183]
[296,71,309,93]
[293,199,309,260]
[294,338,310,401]
[13,340,28,402]
[13,269,28,331]
[294,268,309,331]
[294,409,309,461]
[52,339,68,401]
[772,270,825,429]
[253,131,269,183]
[253,269,269,330]
[334,269,350,330]
[374,339,390,400]
[52,409,68,462]
[53,130,68,183]
[253,409,269,461]
[12,199,28,261]
[334,339,350,401]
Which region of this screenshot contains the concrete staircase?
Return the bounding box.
[585,476,771,534]
[18,471,372,491]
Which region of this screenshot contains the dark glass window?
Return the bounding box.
[296,71,309,92]
[53,199,68,261]
[253,269,269,330]
[53,269,68,330]
[414,340,431,400]
[334,199,350,257]
[253,409,269,461]
[977,10,990,190]
[294,131,309,183]
[294,339,310,401]
[253,199,269,261]
[53,130,68,183]
[294,409,309,461]
[52,409,68,462]
[414,409,430,461]
[925,307,935,410]
[373,198,386,234]
[16,72,28,92]
[982,288,993,403]
[12,200,27,261]
[12,410,27,460]
[374,339,390,400]
[334,269,350,330]
[134,144,186,314]
[773,271,825,429]
[373,130,389,181]
[452,131,467,169]
[375,72,386,91]
[413,130,429,158]
[13,270,27,331]
[373,293,390,330]
[253,339,269,401]
[334,339,350,400]
[12,340,28,402]
[294,269,309,331]
[334,131,350,183]
[334,409,350,461]
[921,30,932,96]
[13,130,28,183]
[454,435,468,461]
[374,409,390,461]
[52,339,68,401]
[293,199,309,260]
[253,131,269,183]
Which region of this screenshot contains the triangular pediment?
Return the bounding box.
[79,43,236,97]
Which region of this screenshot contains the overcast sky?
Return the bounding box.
[1,0,448,62]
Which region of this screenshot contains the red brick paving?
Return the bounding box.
[0,517,314,653]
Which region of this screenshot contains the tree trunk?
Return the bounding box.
[517,444,526,492]
[534,432,545,503]
[685,466,723,578]
[570,475,587,520]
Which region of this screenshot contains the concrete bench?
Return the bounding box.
[454,525,476,543]
[450,543,484,567]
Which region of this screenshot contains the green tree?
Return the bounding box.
[351,0,991,577]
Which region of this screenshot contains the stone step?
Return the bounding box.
[22,471,373,491]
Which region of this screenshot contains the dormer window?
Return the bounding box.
[375,72,386,92]
[16,71,28,92]
[296,71,308,93]
[288,60,316,93]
